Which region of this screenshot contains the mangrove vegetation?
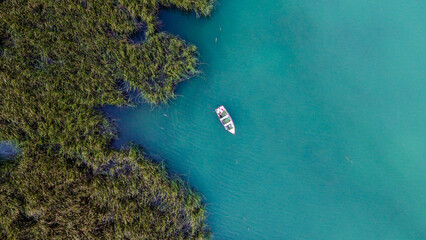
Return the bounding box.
[0,0,214,239]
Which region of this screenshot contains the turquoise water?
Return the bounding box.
[105,0,426,239]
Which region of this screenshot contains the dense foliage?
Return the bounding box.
[0,147,207,239]
[0,0,213,239]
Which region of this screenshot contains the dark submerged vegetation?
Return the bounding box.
[0,0,214,239]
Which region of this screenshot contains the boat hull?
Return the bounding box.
[215,105,235,134]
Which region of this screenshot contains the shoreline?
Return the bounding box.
[0,0,215,238]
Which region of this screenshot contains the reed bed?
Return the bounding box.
[0,0,214,238]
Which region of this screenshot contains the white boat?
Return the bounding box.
[215,105,235,134]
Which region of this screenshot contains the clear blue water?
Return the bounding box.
[105,0,426,239]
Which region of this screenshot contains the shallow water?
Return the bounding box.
[105,0,426,239]
[0,141,18,160]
